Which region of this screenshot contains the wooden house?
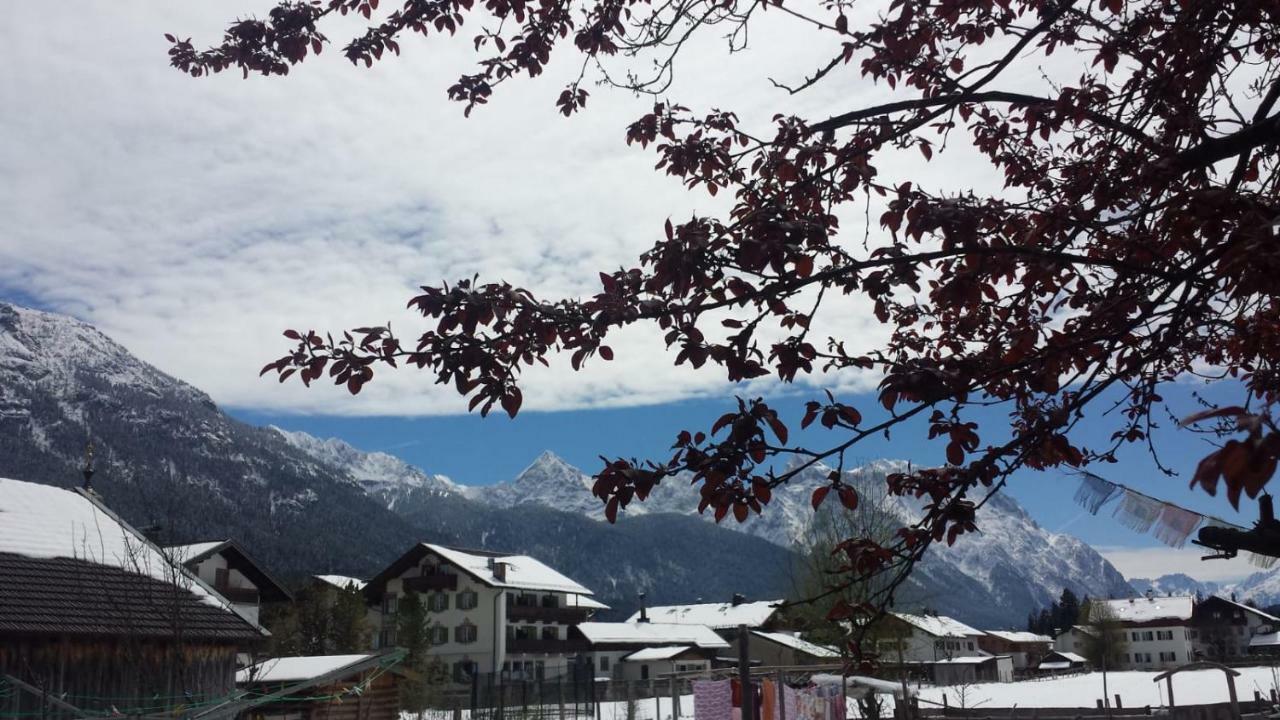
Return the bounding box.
[166,539,294,626]
[0,477,267,716]
[237,651,409,720]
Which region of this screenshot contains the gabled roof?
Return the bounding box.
[0,478,264,641]
[1099,595,1193,623]
[1202,594,1280,623]
[984,630,1053,644]
[165,539,293,602]
[626,600,782,629]
[891,613,982,638]
[623,646,696,662]
[575,622,730,649]
[751,630,840,659]
[364,543,594,599]
[570,594,610,610]
[314,574,367,591]
[238,654,379,683]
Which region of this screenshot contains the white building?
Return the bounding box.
[571,621,730,680]
[1052,625,1095,657]
[1192,595,1280,660]
[363,543,601,683]
[873,613,987,662]
[165,539,293,626]
[1098,595,1195,670]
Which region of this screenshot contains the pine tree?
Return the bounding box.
[328,585,372,653]
[1058,588,1081,631]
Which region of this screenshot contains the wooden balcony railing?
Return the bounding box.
[214,584,259,604]
[404,573,459,592]
[507,605,590,624]
[506,637,590,654]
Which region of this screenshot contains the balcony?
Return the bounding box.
[507,605,590,624]
[214,584,259,605]
[506,637,590,654]
[404,573,459,592]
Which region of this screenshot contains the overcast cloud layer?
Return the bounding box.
[2,2,1013,416]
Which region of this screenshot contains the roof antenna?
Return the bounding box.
[81,441,95,491]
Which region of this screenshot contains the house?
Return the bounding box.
[748,630,840,666]
[869,613,986,663]
[978,630,1053,669]
[363,543,599,683]
[1192,595,1280,661]
[930,655,1014,685]
[625,596,785,635]
[1052,624,1095,656]
[617,646,713,681]
[0,477,266,716]
[1036,650,1087,673]
[1097,594,1195,670]
[165,539,293,625]
[236,650,410,720]
[571,621,730,680]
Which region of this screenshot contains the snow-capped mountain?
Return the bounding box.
[1129,573,1222,599]
[271,427,463,507]
[284,427,1136,627]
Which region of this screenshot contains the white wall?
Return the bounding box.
[1117,625,1192,670]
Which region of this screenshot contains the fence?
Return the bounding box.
[414,672,698,720]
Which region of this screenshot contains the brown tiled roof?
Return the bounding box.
[0,552,264,641]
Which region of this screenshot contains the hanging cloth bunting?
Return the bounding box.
[1074,471,1120,514]
[1152,503,1203,548]
[1114,489,1164,533]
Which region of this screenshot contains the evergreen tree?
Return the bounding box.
[1058,588,1081,630]
[397,593,447,716]
[328,585,372,653]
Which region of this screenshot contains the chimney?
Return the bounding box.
[731,593,746,607]
[1145,589,1154,601]
[492,561,508,582]
[638,592,649,623]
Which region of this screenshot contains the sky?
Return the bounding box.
[0,3,1264,583]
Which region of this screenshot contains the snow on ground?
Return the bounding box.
[912,668,1280,710]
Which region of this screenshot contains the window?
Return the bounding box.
[967,642,974,651]
[542,595,561,609]
[536,661,545,681]
[641,665,650,680]
[458,590,479,610]
[1156,630,1173,641]
[456,622,478,644]
[1131,631,1139,641]
[542,626,559,641]
[600,656,610,672]
[1142,631,1154,642]
[382,594,399,615]
[429,592,450,612]
[432,625,449,645]
[514,625,538,640]
[1159,652,1177,662]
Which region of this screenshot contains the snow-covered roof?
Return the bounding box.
[1250,632,1280,648]
[1209,595,1280,623]
[932,655,1003,665]
[892,613,982,638]
[165,540,229,562]
[1038,661,1072,670]
[315,574,367,591]
[1053,651,1087,662]
[984,630,1053,644]
[576,622,730,648]
[752,630,840,658]
[1099,595,1193,623]
[0,478,235,612]
[623,646,694,662]
[626,600,781,629]
[238,654,374,683]
[424,544,592,595]
[570,594,610,610]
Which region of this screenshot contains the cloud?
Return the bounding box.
[1097,545,1257,583]
[0,2,1029,416]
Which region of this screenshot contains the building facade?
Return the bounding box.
[1097,595,1195,670]
[979,631,1053,670]
[1192,595,1280,660]
[166,539,293,626]
[363,543,600,683]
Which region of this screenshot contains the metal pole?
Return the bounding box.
[738,625,755,720]
[776,669,786,720]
